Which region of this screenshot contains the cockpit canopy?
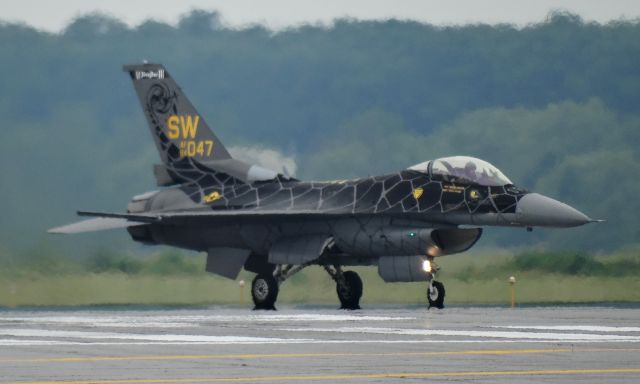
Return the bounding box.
[408,156,513,186]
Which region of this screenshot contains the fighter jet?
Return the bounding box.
[50,63,597,310]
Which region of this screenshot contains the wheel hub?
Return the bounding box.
[253,279,269,301]
[429,286,439,301]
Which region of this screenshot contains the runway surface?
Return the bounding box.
[1,305,639,383]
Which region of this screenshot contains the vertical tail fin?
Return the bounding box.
[123,64,231,177]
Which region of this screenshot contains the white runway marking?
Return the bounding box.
[0,339,637,346]
[0,313,413,328]
[2,327,640,346]
[494,325,640,332]
[1,316,194,328]
[283,327,640,342]
[2,310,639,347]
[0,329,312,344]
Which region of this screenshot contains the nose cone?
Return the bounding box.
[516,193,590,227]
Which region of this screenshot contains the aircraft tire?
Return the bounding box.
[427,280,445,309]
[337,270,363,310]
[251,274,278,310]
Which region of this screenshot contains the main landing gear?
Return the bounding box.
[324,265,363,310]
[251,274,279,310]
[251,258,444,310]
[425,257,445,309]
[251,262,363,310]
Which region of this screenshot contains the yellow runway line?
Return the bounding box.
[0,348,574,363]
[6,368,640,384]
[1,346,639,364]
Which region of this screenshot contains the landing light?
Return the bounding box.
[422,260,432,273]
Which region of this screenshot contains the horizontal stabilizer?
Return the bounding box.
[77,211,158,223]
[48,217,144,234]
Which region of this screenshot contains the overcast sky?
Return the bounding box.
[3,0,640,32]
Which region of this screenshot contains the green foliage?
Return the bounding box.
[142,252,202,275]
[86,251,204,276]
[512,250,640,276]
[0,249,204,277]
[2,249,640,306]
[0,11,639,253]
[442,248,640,280]
[0,245,82,277]
[513,251,603,275]
[88,251,143,274]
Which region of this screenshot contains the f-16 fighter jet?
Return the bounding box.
[50,64,597,310]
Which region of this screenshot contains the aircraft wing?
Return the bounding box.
[50,207,448,234]
[48,209,358,234]
[75,209,354,223]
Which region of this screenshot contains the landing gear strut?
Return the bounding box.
[324,265,363,310]
[425,258,445,309]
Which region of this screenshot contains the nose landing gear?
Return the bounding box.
[425,258,445,309]
[427,280,445,309]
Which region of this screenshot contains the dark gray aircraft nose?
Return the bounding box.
[516,193,591,227]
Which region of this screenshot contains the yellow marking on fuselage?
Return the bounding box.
[203,191,222,203]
